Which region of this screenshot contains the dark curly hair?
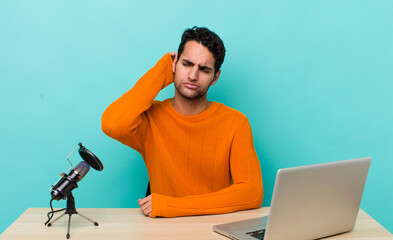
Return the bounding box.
[177,26,226,74]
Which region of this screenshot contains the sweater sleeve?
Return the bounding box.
[101,53,174,153]
[151,118,263,217]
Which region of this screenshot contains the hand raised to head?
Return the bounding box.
[169,52,178,61]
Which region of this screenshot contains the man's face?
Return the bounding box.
[173,41,221,100]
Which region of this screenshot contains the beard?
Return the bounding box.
[174,81,208,100]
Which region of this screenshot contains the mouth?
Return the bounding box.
[183,83,199,90]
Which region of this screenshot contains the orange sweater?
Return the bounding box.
[101,53,263,217]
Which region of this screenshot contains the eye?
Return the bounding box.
[182,61,192,66]
[200,68,211,73]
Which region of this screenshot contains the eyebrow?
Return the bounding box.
[182,59,213,72]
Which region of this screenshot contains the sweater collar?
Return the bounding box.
[163,98,221,122]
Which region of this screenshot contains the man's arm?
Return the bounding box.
[141,118,263,218]
[101,53,174,153]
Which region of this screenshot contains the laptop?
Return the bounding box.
[213,157,371,240]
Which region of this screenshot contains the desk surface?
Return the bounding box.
[1,208,392,240]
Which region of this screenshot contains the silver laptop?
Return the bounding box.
[213,157,371,240]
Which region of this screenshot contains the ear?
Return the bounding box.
[210,69,221,86]
[172,53,178,73]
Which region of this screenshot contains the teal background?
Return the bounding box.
[1,0,392,234]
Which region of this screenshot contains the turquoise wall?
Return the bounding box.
[1,0,392,234]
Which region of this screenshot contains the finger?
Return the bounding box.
[174,52,178,62]
[141,203,151,216]
[169,52,177,61]
[140,205,147,216]
[139,202,149,216]
[144,204,152,217]
[138,198,145,207]
[141,200,151,212]
[139,195,151,206]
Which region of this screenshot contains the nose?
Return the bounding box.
[188,66,199,82]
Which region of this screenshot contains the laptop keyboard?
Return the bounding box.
[246,229,266,240]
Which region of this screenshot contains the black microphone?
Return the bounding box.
[51,161,90,200]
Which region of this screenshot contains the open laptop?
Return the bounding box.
[213,157,371,240]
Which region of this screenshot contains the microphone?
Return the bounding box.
[50,161,90,200]
[45,142,104,235]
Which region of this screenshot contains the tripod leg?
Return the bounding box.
[66,214,72,239]
[77,212,99,226]
[47,212,67,227]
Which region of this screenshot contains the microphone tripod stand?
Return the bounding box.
[46,193,99,239]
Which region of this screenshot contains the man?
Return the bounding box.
[101,27,263,218]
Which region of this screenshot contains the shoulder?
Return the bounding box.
[215,102,248,121]
[212,102,251,132]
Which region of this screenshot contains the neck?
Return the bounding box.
[171,94,211,116]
